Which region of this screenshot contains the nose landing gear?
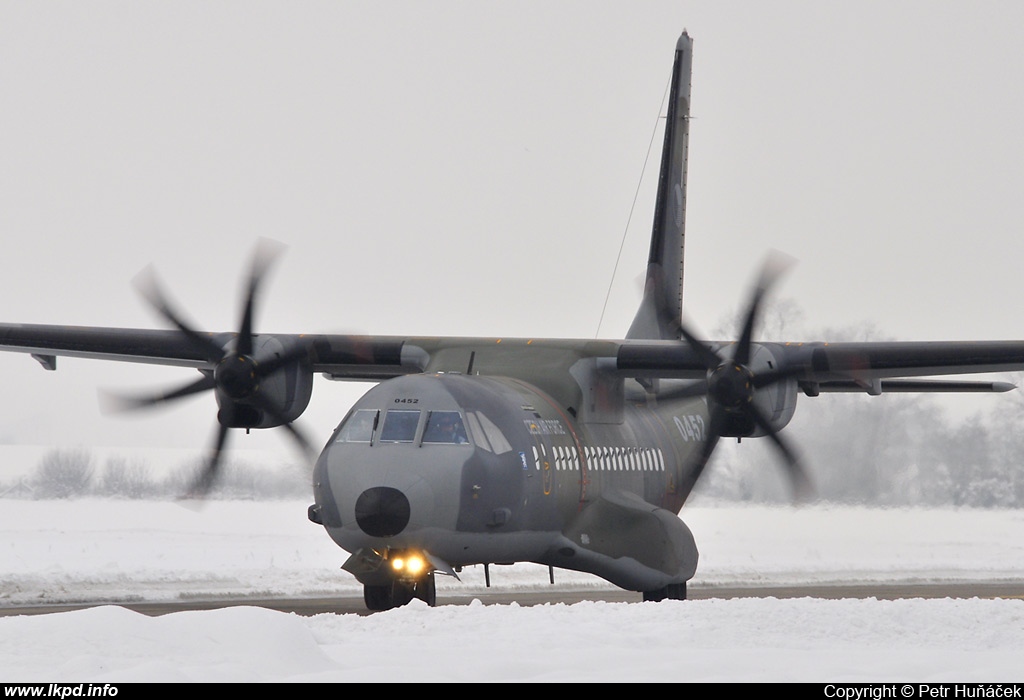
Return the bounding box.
[344,547,441,611]
[363,572,437,611]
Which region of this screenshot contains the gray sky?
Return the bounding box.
[2,1,1023,454]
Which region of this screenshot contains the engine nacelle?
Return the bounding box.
[749,343,798,436]
[716,343,798,438]
[215,335,314,429]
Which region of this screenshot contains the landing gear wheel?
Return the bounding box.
[364,584,393,611]
[413,572,437,607]
[642,582,687,602]
[393,581,414,608]
[363,577,430,611]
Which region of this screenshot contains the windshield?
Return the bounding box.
[378,409,421,442]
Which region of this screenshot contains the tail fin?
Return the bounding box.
[626,32,693,340]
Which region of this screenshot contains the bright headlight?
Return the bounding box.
[405,555,426,575]
[390,553,426,575]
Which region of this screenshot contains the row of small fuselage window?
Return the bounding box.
[532,444,667,472]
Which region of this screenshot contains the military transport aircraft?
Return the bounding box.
[2,32,1023,611]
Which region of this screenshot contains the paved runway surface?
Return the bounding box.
[3,581,1022,617]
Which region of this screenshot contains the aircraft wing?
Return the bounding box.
[0,323,421,379]
[0,324,222,370]
[616,339,1024,394]
[2,322,1022,394]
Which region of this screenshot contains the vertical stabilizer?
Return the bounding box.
[626,32,693,340]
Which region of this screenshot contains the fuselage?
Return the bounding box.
[311,371,712,591]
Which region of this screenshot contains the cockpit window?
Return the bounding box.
[379,409,421,443]
[422,411,470,445]
[466,413,491,451]
[336,409,378,443]
[475,411,512,454]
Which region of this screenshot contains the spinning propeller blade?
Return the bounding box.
[669,252,812,499]
[112,240,313,496]
[100,373,217,413]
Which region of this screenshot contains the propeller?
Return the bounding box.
[105,240,315,496]
[668,252,813,501]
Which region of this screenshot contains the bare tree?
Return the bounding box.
[100,457,155,499]
[33,449,94,498]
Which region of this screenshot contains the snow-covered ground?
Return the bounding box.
[1,499,1023,681]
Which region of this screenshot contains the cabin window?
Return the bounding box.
[422,411,470,445]
[379,409,421,443]
[336,409,378,443]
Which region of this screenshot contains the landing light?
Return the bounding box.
[391,553,426,575]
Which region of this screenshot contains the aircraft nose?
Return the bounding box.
[354,486,411,537]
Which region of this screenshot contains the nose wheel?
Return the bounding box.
[363,572,437,611]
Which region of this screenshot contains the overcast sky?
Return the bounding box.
[2,1,1023,454]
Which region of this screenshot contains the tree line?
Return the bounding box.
[0,449,310,500]
[695,300,1024,507]
[696,389,1024,507]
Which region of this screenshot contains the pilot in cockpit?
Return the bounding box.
[425,411,469,445]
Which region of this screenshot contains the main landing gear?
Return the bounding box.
[642,582,687,602]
